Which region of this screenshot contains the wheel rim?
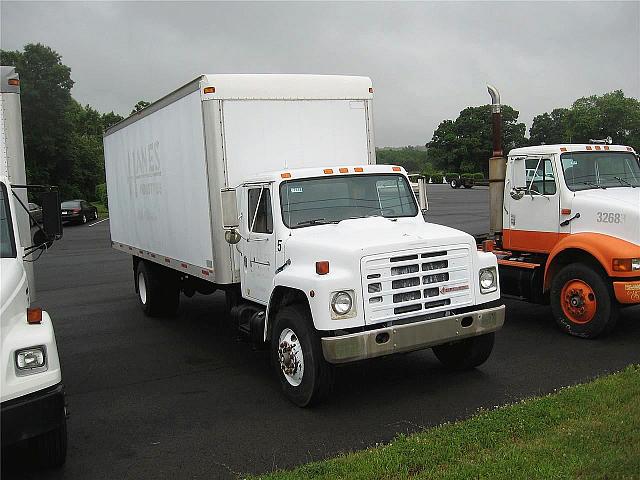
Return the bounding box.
[561,279,597,324]
[138,271,147,305]
[450,180,456,187]
[82,214,86,223]
[278,328,304,386]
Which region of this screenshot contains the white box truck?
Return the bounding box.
[104,74,505,406]
[1,66,66,465]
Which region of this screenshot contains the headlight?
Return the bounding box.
[613,258,640,271]
[15,346,47,376]
[330,290,356,318]
[479,267,497,294]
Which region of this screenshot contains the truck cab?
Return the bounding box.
[227,164,504,405]
[1,66,66,466]
[499,143,640,337]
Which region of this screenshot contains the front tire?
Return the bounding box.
[81,213,87,224]
[135,260,180,317]
[29,417,67,468]
[550,263,618,338]
[450,179,459,189]
[271,305,334,407]
[432,332,495,370]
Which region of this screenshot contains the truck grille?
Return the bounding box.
[361,246,473,324]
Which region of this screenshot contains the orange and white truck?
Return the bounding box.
[467,86,640,338]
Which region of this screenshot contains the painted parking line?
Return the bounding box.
[89,217,109,227]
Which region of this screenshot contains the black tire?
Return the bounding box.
[29,417,67,468]
[271,304,334,407]
[93,209,98,220]
[463,183,473,189]
[450,179,459,189]
[432,332,495,370]
[135,260,180,317]
[80,214,87,224]
[550,262,618,338]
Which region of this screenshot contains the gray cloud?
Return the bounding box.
[2,1,638,146]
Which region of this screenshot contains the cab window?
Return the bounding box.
[248,187,273,234]
[525,158,556,195]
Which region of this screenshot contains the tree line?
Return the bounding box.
[2,43,639,199]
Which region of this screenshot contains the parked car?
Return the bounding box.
[61,199,98,224]
[28,202,43,226]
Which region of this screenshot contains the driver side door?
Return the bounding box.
[505,156,560,253]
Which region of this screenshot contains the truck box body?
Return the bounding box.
[104,74,375,284]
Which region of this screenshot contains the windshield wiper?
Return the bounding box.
[296,218,337,227]
[582,181,606,190]
[613,176,636,188]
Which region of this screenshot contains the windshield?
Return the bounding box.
[1,183,17,258]
[561,151,640,191]
[61,201,80,208]
[280,174,418,228]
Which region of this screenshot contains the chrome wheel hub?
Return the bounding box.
[278,328,304,386]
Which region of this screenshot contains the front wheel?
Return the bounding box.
[550,263,618,338]
[81,213,87,224]
[93,209,98,220]
[271,305,334,407]
[450,179,459,189]
[432,332,495,370]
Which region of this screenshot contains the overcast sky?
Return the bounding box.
[2,1,638,146]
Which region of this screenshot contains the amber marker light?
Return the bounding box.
[27,308,43,324]
[281,172,291,179]
[323,169,334,174]
[8,78,19,86]
[392,166,401,172]
[339,167,348,173]
[316,261,330,275]
[203,86,216,94]
[612,259,632,272]
[354,167,364,172]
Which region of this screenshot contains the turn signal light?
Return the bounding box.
[8,78,19,86]
[613,258,640,272]
[316,261,329,275]
[27,308,43,324]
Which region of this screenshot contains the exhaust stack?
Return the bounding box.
[487,84,506,240]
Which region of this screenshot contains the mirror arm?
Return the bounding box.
[11,189,48,238]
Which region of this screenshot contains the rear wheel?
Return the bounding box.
[271,304,334,407]
[93,209,98,220]
[432,332,495,370]
[81,213,87,224]
[550,263,617,338]
[450,179,459,189]
[135,260,180,317]
[29,417,67,468]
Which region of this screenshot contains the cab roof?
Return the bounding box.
[509,144,636,157]
[245,164,406,184]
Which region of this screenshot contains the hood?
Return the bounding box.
[286,216,475,255]
[570,187,640,244]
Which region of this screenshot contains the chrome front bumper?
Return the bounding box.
[321,305,505,364]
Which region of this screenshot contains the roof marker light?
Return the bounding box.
[595,145,601,151]
[8,78,19,86]
[586,146,592,150]
[281,172,291,179]
[203,86,215,94]
[560,147,567,152]
[323,169,334,174]
[627,147,633,151]
[392,166,401,172]
[369,87,374,93]
[339,167,348,173]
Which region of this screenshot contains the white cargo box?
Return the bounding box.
[104,74,375,284]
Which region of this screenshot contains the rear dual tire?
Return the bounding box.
[135,260,180,317]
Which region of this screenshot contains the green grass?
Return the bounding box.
[93,202,109,218]
[255,365,640,480]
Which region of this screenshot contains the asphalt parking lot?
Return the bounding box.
[3,184,639,479]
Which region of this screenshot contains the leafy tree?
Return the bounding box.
[529,91,640,149]
[0,44,74,189]
[529,108,570,145]
[427,105,527,176]
[131,100,150,114]
[101,111,124,130]
[376,147,430,173]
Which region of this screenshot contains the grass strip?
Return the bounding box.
[256,365,640,480]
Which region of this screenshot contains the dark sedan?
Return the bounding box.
[61,200,98,224]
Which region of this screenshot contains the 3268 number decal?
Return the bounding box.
[596,212,625,223]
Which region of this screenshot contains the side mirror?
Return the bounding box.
[511,157,527,189]
[221,188,239,228]
[41,190,62,239]
[224,229,241,245]
[417,176,429,212]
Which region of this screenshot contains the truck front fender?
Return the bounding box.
[544,233,640,290]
